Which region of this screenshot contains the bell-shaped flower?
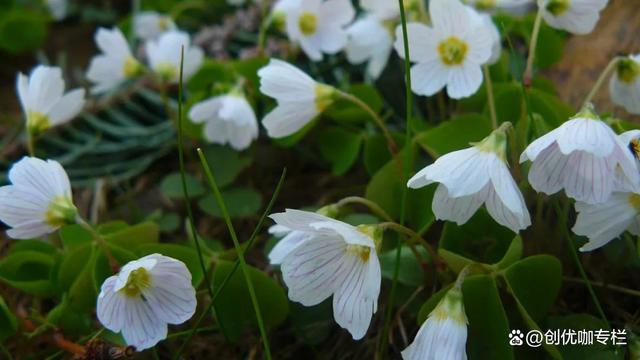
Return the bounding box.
[0,157,77,239]
[97,254,197,351]
[16,65,85,135]
[610,54,640,115]
[258,59,336,138]
[539,0,608,35]
[402,286,468,360]
[87,27,144,94]
[145,30,204,83]
[285,0,355,61]
[188,92,259,151]
[408,123,531,233]
[520,105,640,204]
[134,11,176,41]
[394,0,494,99]
[269,209,381,340]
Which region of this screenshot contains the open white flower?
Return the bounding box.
[87,27,143,94]
[408,124,531,233]
[610,54,640,115]
[258,59,336,138]
[539,0,608,35]
[573,192,640,252]
[285,0,355,61]
[97,254,196,351]
[134,11,176,40]
[402,286,468,360]
[46,0,67,20]
[269,209,381,340]
[0,157,77,239]
[361,0,399,19]
[520,106,640,204]
[17,65,85,134]
[188,93,259,151]
[345,16,394,79]
[394,0,494,99]
[145,30,204,83]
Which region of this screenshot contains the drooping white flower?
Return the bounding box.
[258,59,336,138]
[86,27,143,94]
[539,0,608,35]
[269,209,381,340]
[133,11,176,41]
[345,15,394,79]
[402,286,468,360]
[609,54,640,115]
[16,65,85,134]
[573,192,640,252]
[97,254,196,351]
[46,0,68,20]
[409,124,531,232]
[267,224,312,264]
[145,30,204,83]
[188,93,259,151]
[0,157,77,239]
[285,0,355,61]
[394,0,494,99]
[520,106,640,204]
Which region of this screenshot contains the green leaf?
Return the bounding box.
[213,260,289,341]
[415,114,493,157]
[289,300,333,345]
[103,221,159,249]
[66,247,99,312]
[136,243,208,286]
[59,224,93,249]
[160,172,206,199]
[380,246,429,287]
[198,187,262,218]
[0,251,56,297]
[325,84,383,124]
[0,9,48,53]
[201,145,252,188]
[0,295,17,341]
[47,295,92,336]
[496,236,523,270]
[8,240,57,255]
[547,314,624,360]
[438,248,474,274]
[317,127,363,175]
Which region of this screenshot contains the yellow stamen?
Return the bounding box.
[121,267,152,298]
[546,0,570,16]
[629,194,640,212]
[155,62,176,81]
[617,58,640,84]
[27,111,51,135]
[123,57,143,78]
[346,244,371,262]
[438,37,468,66]
[298,12,318,36]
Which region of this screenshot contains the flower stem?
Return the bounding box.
[483,65,498,129]
[335,196,394,222]
[76,217,119,273]
[197,148,272,360]
[26,132,35,156]
[379,222,440,266]
[523,8,543,87]
[256,6,272,55]
[338,91,398,156]
[583,56,622,108]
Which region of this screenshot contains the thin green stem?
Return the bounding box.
[563,277,640,298]
[554,203,610,329]
[257,8,272,55]
[197,148,272,360]
[76,217,119,272]
[26,132,35,156]
[523,8,543,86]
[338,91,398,156]
[583,56,622,107]
[335,196,394,222]
[379,222,440,267]
[176,47,215,303]
[483,65,498,129]
[380,0,413,356]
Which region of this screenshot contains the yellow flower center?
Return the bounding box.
[45,196,77,228]
[27,111,51,135]
[158,17,171,31]
[546,0,570,16]
[155,62,176,81]
[123,57,143,78]
[298,12,318,36]
[629,138,640,160]
[438,37,468,66]
[121,267,152,298]
[617,58,640,84]
[473,0,496,10]
[346,244,371,262]
[629,194,640,212]
[315,84,336,112]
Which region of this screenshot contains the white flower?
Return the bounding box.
[573,192,640,252]
[133,11,176,41]
[258,59,336,138]
[539,0,608,35]
[285,0,355,61]
[86,27,143,94]
[345,15,394,79]
[408,124,531,233]
[0,157,77,239]
[46,0,67,20]
[145,30,204,83]
[476,13,502,65]
[394,0,494,99]
[272,0,302,31]
[269,209,381,340]
[188,93,259,150]
[267,225,313,264]
[402,287,468,360]
[16,65,85,134]
[97,254,197,351]
[360,0,399,20]
[609,54,640,115]
[520,106,640,204]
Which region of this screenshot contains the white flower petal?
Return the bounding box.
[258,59,317,102]
[432,183,487,225]
[97,276,127,332]
[485,186,531,232]
[268,230,312,264]
[556,118,615,157]
[26,66,65,113]
[527,142,569,195]
[120,298,168,351]
[410,61,449,97]
[48,88,85,126]
[445,61,483,99]
[563,151,614,204]
[262,101,318,138]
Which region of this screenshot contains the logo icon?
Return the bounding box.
[509,330,524,346]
